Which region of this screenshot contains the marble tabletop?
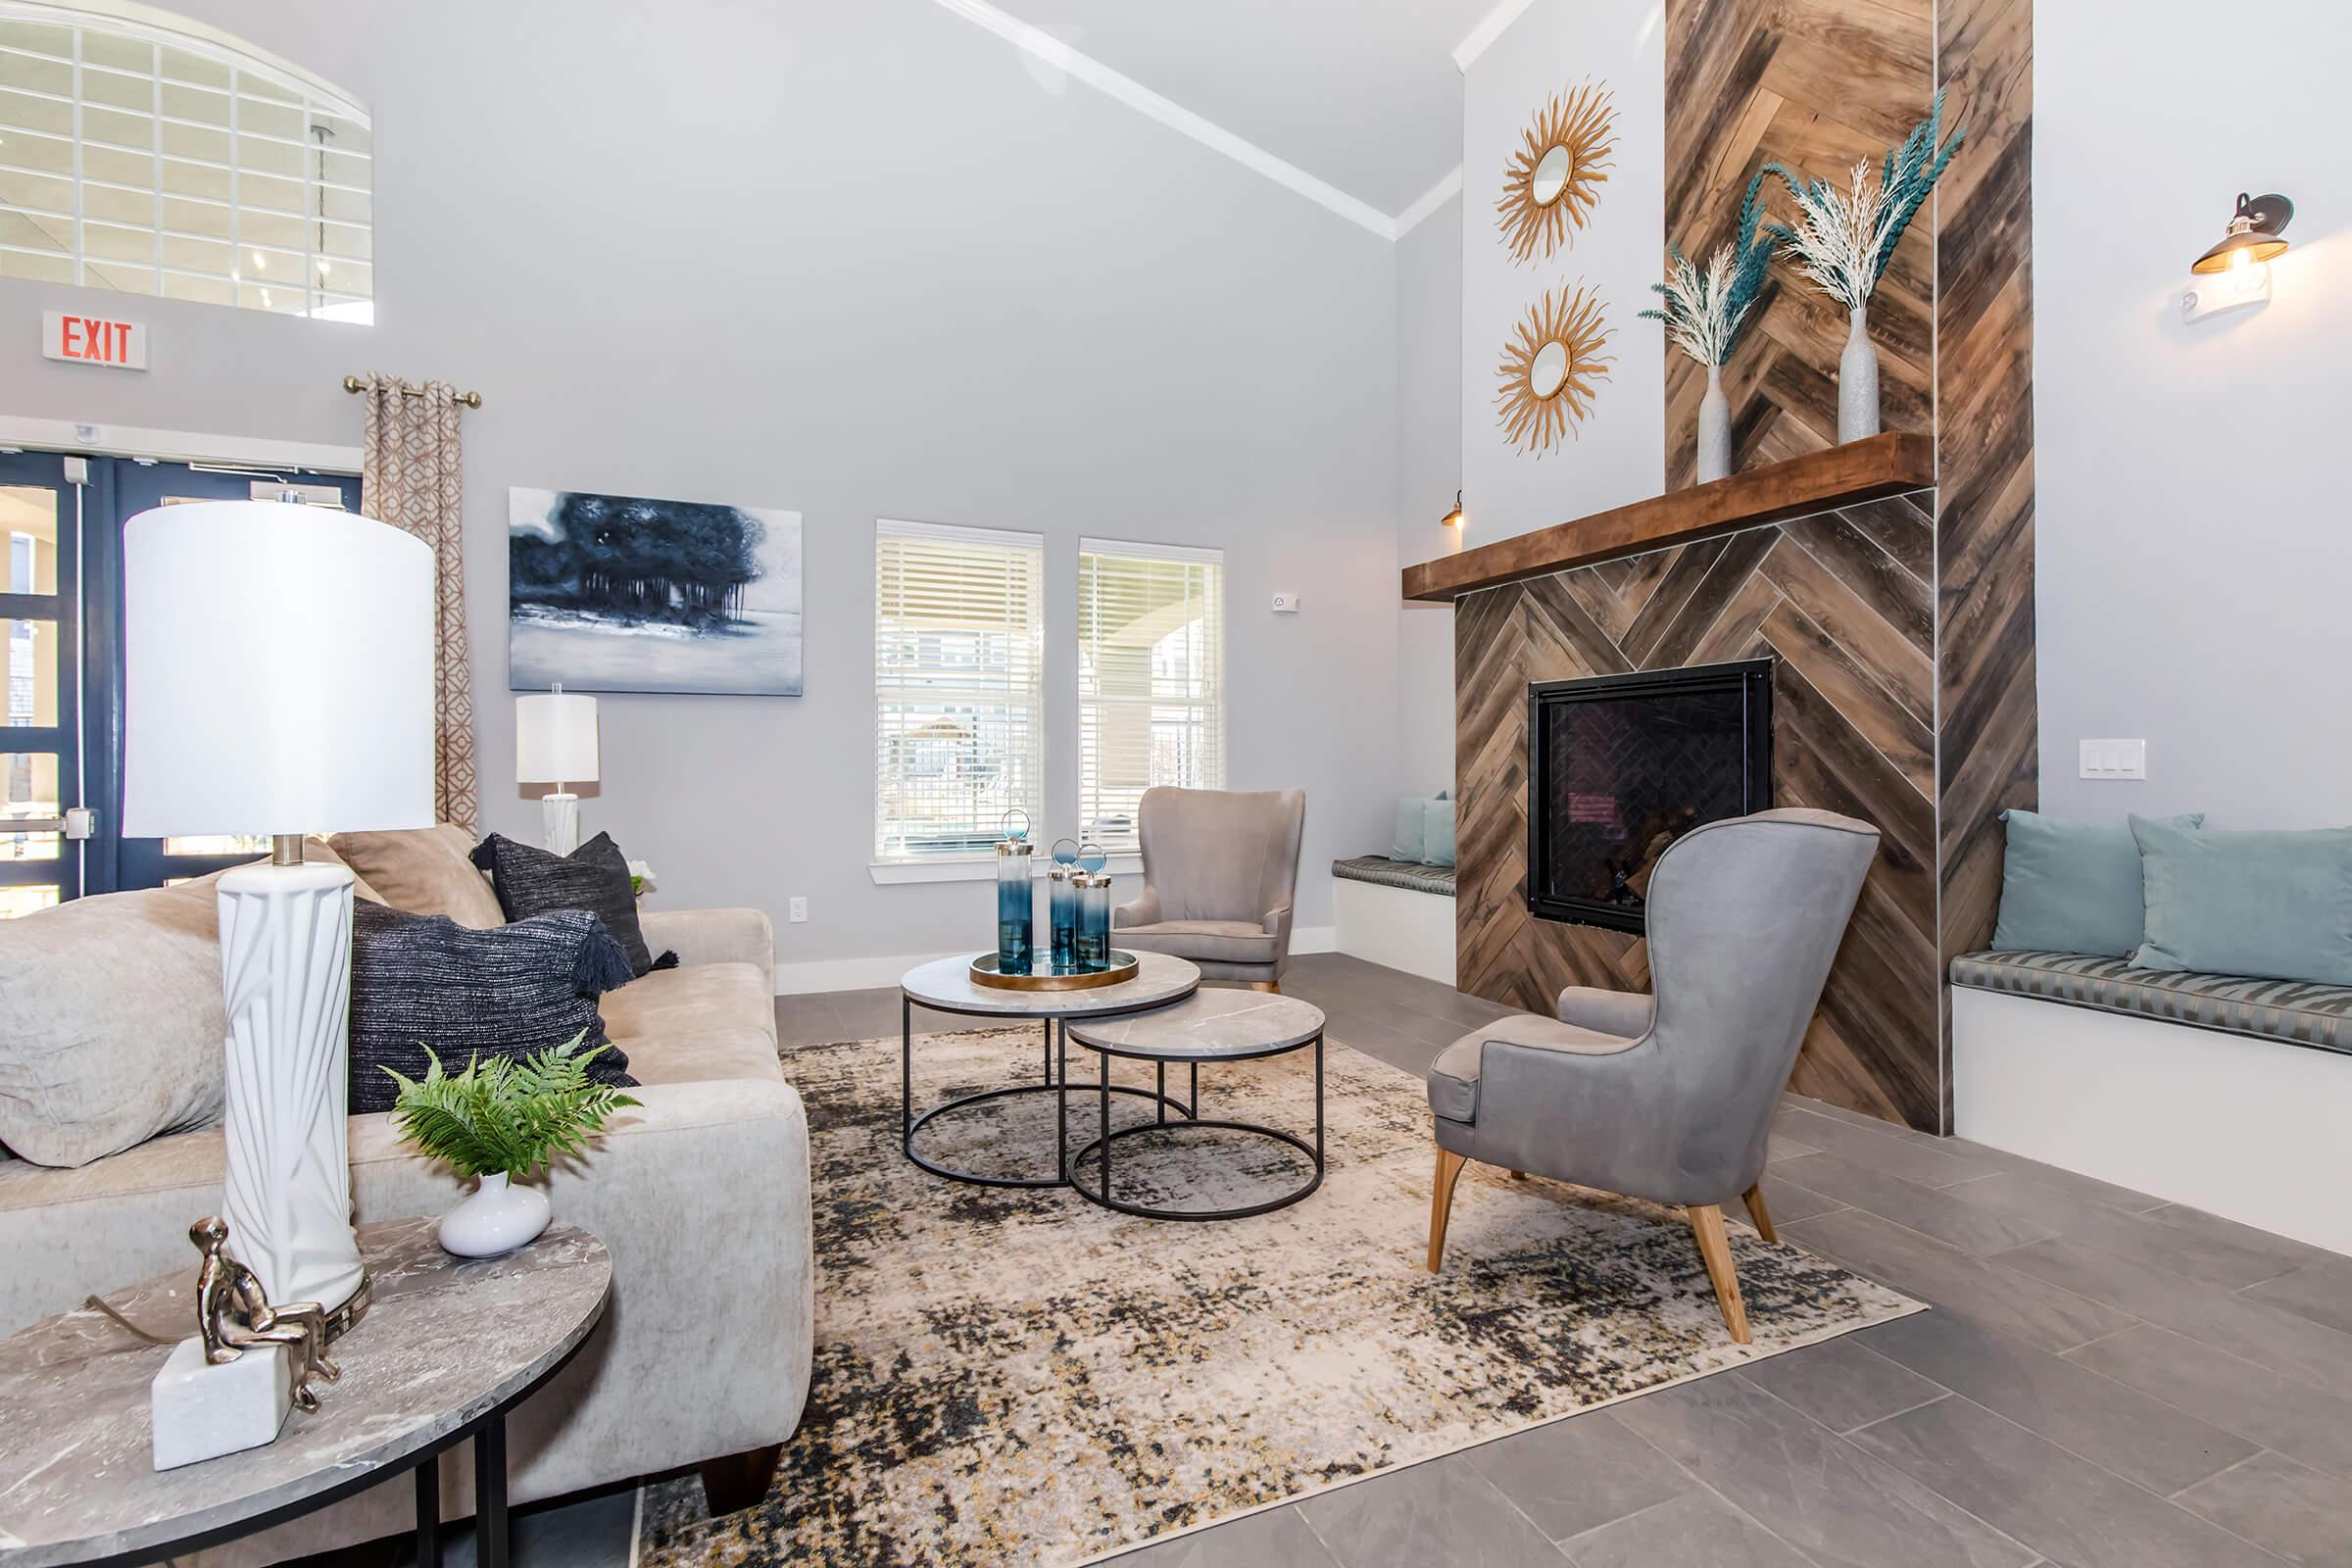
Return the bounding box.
[1065,990,1327,1059]
[901,951,1200,1018]
[0,1219,611,1568]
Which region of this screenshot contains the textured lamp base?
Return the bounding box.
[216,859,367,1317]
[540,791,581,856]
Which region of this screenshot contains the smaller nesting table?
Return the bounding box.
[1063,991,1327,1220]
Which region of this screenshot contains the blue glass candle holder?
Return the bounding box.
[996,814,1034,974]
[1074,870,1111,969]
[1047,865,1077,968]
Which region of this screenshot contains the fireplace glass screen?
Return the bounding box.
[1527,659,1772,932]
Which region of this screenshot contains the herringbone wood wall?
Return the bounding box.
[1455,491,1942,1129]
[1662,0,1935,492]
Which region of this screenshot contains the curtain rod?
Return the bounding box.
[341,374,484,410]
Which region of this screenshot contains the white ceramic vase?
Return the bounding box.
[1696,363,1732,484]
[437,1172,552,1258]
[1838,304,1881,442]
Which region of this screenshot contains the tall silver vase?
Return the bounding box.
[1696,364,1732,484]
[1838,304,1881,442]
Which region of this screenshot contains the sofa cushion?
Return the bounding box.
[600,961,781,1086]
[1951,950,2352,1056]
[1332,854,1457,897]
[347,901,637,1114]
[2130,815,2352,985]
[1113,919,1278,966]
[472,831,664,977]
[329,823,504,928]
[1992,809,2203,958]
[0,875,228,1168]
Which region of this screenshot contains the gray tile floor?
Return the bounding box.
[354,953,2352,1567]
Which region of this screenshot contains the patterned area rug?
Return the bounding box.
[642,1026,1923,1566]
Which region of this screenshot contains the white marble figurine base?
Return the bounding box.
[151,1337,291,1471]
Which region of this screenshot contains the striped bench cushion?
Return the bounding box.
[1950,951,2352,1057]
[1332,855,1456,898]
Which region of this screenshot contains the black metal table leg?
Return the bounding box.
[414,1458,441,1568]
[1099,1064,1112,1198]
[900,994,913,1148]
[1314,1033,1325,1164]
[1056,1023,1067,1179]
[1190,1061,1199,1118]
[1042,1019,1053,1086]
[1156,1060,1167,1125]
[473,1414,509,1568]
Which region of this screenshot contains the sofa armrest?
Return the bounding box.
[640,906,774,993]
[345,1076,810,1518]
[1114,889,1163,928]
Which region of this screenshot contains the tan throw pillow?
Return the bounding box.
[303,836,386,906]
[328,824,504,928]
[0,874,230,1168]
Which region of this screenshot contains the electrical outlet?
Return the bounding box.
[2079,739,2147,780]
[788,896,808,923]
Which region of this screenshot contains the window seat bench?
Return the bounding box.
[1950,950,2351,1256]
[1332,856,1455,985]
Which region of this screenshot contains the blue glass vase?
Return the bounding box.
[1074,870,1111,969]
[1047,865,1077,969]
[996,829,1034,975]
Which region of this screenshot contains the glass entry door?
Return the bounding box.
[0,451,361,916]
[0,452,80,916]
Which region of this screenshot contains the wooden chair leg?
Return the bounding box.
[699,1443,782,1514]
[1508,1170,1526,1180]
[1248,980,1282,994]
[1427,1147,1469,1274]
[1741,1183,1776,1244]
[1687,1204,1751,1345]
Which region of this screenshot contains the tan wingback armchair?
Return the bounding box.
[1114,786,1307,990]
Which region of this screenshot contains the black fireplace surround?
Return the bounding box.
[1526,658,1773,932]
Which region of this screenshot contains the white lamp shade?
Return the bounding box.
[515,691,599,784]
[121,501,436,838]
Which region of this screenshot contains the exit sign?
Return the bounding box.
[43,311,148,370]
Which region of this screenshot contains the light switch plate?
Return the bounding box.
[788,896,808,923]
[2079,738,2147,780]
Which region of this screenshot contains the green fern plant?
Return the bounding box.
[382,1033,639,1180]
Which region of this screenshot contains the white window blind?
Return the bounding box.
[1077,540,1225,853]
[874,519,1045,862]
[0,4,373,319]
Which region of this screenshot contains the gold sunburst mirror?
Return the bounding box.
[1496,283,1613,456]
[1497,79,1615,264]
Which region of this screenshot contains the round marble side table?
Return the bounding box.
[1064,990,1328,1220]
[0,1218,611,1568]
[899,951,1200,1189]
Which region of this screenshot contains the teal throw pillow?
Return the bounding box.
[2131,815,2352,983]
[1423,801,1456,867]
[1992,809,2203,957]
[1391,798,1427,863]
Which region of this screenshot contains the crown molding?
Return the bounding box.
[929,0,1407,239]
[1394,166,1463,237]
[1451,0,1538,72]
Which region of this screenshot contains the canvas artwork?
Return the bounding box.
[509,488,804,696]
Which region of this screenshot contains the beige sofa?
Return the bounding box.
[0,859,812,1563]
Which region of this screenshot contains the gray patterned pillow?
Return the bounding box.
[470,831,669,978]
[347,900,638,1115]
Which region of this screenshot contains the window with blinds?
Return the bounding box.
[0,4,372,319]
[1077,540,1225,852]
[874,520,1045,862]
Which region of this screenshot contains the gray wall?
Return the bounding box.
[2,0,1402,979]
[1394,191,1462,799]
[2034,0,2352,827]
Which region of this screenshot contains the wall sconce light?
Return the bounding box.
[2182,191,2293,324]
[1440,489,1465,531]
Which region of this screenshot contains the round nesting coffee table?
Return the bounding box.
[1063,991,1327,1220]
[0,1218,609,1568]
[900,951,1200,1189]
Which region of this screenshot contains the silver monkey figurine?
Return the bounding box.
[189,1216,341,1413]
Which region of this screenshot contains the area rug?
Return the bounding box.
[640,1026,1923,1567]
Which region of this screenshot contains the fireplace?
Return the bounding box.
[1526,658,1773,932]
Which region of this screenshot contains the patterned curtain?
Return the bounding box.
[360,375,478,832]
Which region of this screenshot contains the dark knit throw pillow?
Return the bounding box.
[469,831,670,978]
[347,900,638,1115]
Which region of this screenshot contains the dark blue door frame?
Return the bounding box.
[0,451,87,907]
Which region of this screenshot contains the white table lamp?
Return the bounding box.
[515,686,598,854]
[122,501,434,1326]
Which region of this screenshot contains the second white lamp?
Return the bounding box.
[516,686,598,854]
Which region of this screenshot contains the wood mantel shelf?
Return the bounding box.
[1401,433,1934,603]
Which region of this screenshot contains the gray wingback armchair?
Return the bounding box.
[1424,808,1878,1343]
[1114,786,1307,990]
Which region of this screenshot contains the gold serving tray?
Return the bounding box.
[969,951,1141,991]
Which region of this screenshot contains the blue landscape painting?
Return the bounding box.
[508,487,804,696]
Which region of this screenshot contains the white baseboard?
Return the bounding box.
[1953,986,2351,1256]
[775,925,1338,996]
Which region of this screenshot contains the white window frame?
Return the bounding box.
[1075,537,1226,856]
[871,517,1046,878]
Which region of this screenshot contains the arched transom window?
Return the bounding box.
[0,2,371,320]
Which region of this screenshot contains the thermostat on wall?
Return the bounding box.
[1271,591,1302,613]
